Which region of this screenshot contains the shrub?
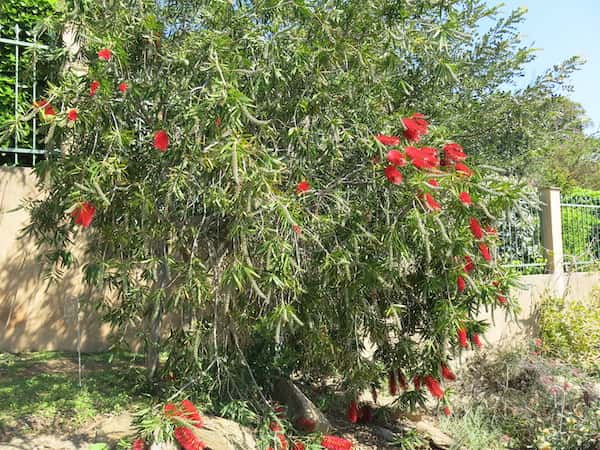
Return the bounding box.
[539,295,600,375]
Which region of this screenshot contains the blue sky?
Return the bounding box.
[494,0,600,132]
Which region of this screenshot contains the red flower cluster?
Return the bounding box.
[67,108,78,122]
[90,80,100,96]
[442,143,466,163]
[469,218,484,239]
[472,333,483,348]
[478,242,492,262]
[154,130,169,152]
[457,327,468,348]
[346,400,373,424]
[459,191,472,207]
[97,48,113,61]
[71,202,96,228]
[296,180,310,194]
[118,82,129,93]
[386,149,406,166]
[174,426,206,450]
[131,438,146,450]
[33,99,56,117]
[375,135,400,146]
[424,192,441,211]
[464,255,475,272]
[321,435,353,450]
[424,375,444,399]
[384,165,403,185]
[406,146,439,170]
[457,275,466,293]
[402,113,429,142]
[268,421,288,450]
[441,364,456,381]
[443,406,452,417]
[181,399,204,428]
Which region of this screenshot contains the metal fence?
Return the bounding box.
[561,195,600,271]
[497,204,547,274]
[0,24,48,166]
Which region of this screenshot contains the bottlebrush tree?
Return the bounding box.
[24,0,529,407]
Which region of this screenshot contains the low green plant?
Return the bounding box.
[439,407,510,450]
[539,295,600,375]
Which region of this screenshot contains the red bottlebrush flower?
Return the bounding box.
[464,255,475,273]
[181,399,204,428]
[441,365,457,381]
[173,426,206,450]
[485,225,497,235]
[497,294,508,304]
[469,218,484,239]
[371,385,378,403]
[459,191,472,207]
[479,242,492,262]
[413,376,421,390]
[118,82,129,93]
[443,143,466,162]
[388,370,398,395]
[153,130,169,152]
[270,421,283,432]
[427,178,439,187]
[321,435,353,450]
[358,404,373,423]
[97,48,113,61]
[375,134,401,146]
[402,113,429,142]
[384,165,403,185]
[67,108,78,122]
[90,80,100,96]
[406,146,439,170]
[164,403,181,417]
[292,442,305,450]
[455,162,473,177]
[386,149,406,166]
[215,117,222,128]
[424,376,444,399]
[457,328,468,348]
[443,406,452,417]
[275,434,288,450]
[296,180,310,194]
[131,438,146,450]
[295,417,316,432]
[34,99,56,116]
[472,333,483,348]
[457,275,466,293]
[424,192,441,211]
[71,202,96,228]
[347,400,359,424]
[397,370,408,390]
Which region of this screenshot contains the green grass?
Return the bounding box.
[0,351,147,434]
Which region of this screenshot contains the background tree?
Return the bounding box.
[17,0,579,411]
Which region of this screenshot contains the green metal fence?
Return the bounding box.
[561,194,600,271]
[0,24,48,166]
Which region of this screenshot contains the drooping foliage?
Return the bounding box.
[22,0,557,408]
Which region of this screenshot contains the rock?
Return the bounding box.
[272,379,331,433]
[413,419,454,450]
[372,426,397,442]
[194,415,257,450]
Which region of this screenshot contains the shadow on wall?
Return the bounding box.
[0,167,112,353]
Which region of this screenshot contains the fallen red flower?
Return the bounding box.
[443,406,452,417]
[71,202,96,228]
[154,130,169,152]
[384,165,403,184]
[321,435,353,450]
[375,134,401,146]
[424,375,444,399]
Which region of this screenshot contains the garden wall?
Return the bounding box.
[1,167,599,353]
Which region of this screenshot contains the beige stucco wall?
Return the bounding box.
[1,167,599,353]
[0,167,112,352]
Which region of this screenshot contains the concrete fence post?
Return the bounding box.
[540,187,565,296]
